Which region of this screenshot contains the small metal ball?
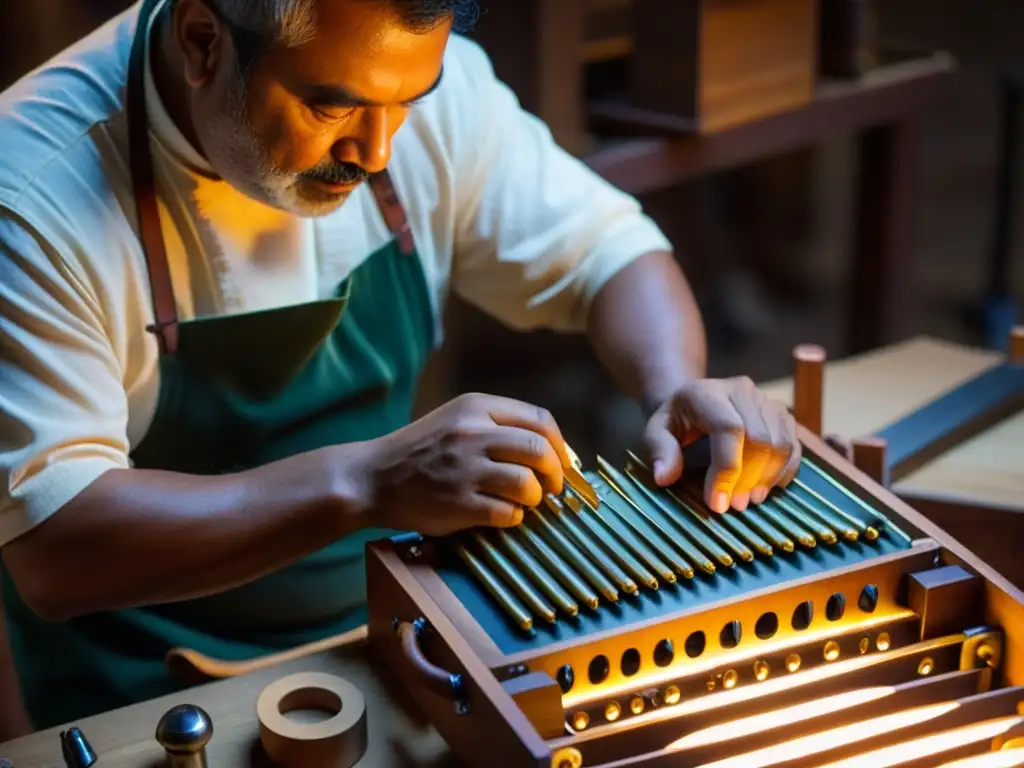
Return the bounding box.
[155,704,214,753]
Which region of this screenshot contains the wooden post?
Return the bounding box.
[792,344,826,435]
[852,437,890,487]
[1010,326,1024,364]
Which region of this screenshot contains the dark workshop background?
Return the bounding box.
[2,0,1021,460]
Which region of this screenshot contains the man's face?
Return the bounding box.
[177,0,450,216]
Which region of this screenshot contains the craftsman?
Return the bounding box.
[0,0,801,729]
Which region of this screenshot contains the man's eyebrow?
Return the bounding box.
[303,69,445,108]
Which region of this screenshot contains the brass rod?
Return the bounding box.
[782,486,860,542]
[801,459,913,544]
[514,525,600,610]
[527,508,620,602]
[565,489,679,584]
[622,455,735,568]
[790,477,878,540]
[755,502,816,548]
[545,496,646,592]
[767,495,838,545]
[739,508,795,553]
[455,542,534,631]
[596,458,705,577]
[668,482,757,564]
[471,531,557,624]
[494,529,579,618]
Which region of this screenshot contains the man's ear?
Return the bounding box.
[172,0,229,88]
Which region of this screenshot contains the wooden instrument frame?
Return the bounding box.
[366,426,1024,768]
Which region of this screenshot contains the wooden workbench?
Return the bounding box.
[760,335,1024,585]
[0,630,455,768]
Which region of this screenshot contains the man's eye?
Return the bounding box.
[310,104,356,122]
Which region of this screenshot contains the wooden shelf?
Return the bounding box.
[584,50,956,196]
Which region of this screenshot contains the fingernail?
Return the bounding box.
[511,507,524,525]
[653,460,665,480]
[732,492,750,511]
[751,486,768,505]
[712,491,729,514]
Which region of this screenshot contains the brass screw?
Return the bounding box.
[918,657,934,676]
[664,685,681,705]
[858,637,870,655]
[824,641,841,662]
[753,660,770,682]
[723,669,739,689]
[876,632,891,652]
[706,676,717,692]
[572,712,589,731]
[786,653,802,673]
[630,696,645,715]
[553,747,584,768]
[604,701,621,722]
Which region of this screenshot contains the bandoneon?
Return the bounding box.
[367,427,1024,767]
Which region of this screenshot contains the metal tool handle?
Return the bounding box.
[397,618,466,706]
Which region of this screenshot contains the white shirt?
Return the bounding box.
[0,3,671,548]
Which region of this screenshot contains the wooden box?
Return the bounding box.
[631,0,819,133]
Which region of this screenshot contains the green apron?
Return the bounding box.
[2,0,433,729]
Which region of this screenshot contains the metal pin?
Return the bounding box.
[546,496,646,593]
[515,525,600,610]
[790,477,878,540]
[471,531,557,624]
[740,508,795,553]
[801,459,912,544]
[622,457,734,569]
[665,481,757,564]
[597,457,705,577]
[563,442,600,509]
[566,489,679,584]
[527,508,619,602]
[456,543,534,631]
[755,502,816,548]
[768,495,838,545]
[495,529,579,618]
[783,487,859,542]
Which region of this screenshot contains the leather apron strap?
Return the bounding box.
[125,0,416,357]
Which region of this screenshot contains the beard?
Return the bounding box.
[199,66,369,218]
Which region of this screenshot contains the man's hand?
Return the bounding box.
[643,377,800,514]
[352,393,571,537]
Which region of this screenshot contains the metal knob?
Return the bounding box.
[155,704,213,768]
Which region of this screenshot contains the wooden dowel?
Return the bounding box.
[1010,326,1024,364]
[853,437,890,487]
[792,343,826,435]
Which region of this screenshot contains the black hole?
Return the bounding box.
[755,612,779,639]
[826,593,846,622]
[858,584,879,613]
[654,639,675,667]
[620,648,641,677]
[588,655,610,685]
[792,601,814,631]
[685,631,706,658]
[556,664,575,694]
[720,620,742,649]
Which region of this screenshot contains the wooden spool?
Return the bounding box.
[792,344,826,435]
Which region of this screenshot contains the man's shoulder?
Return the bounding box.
[0,6,138,210]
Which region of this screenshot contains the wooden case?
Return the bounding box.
[630,0,819,134]
[366,428,1024,767]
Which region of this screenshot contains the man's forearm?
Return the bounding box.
[1,445,365,622]
[587,250,708,414]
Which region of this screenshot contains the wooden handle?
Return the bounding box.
[165,626,368,685]
[397,619,465,703]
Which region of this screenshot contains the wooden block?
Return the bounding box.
[1011,326,1024,364]
[852,437,889,487]
[906,565,984,641]
[500,672,565,740]
[631,0,818,133]
[792,343,826,434]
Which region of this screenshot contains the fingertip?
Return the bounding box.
[710,490,729,514]
[731,491,750,511]
[751,485,769,505]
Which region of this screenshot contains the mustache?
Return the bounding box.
[300,161,370,187]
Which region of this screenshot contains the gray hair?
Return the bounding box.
[211,0,319,49]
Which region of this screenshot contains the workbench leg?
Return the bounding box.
[848,119,919,353]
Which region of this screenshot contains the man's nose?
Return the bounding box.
[333,107,391,174]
